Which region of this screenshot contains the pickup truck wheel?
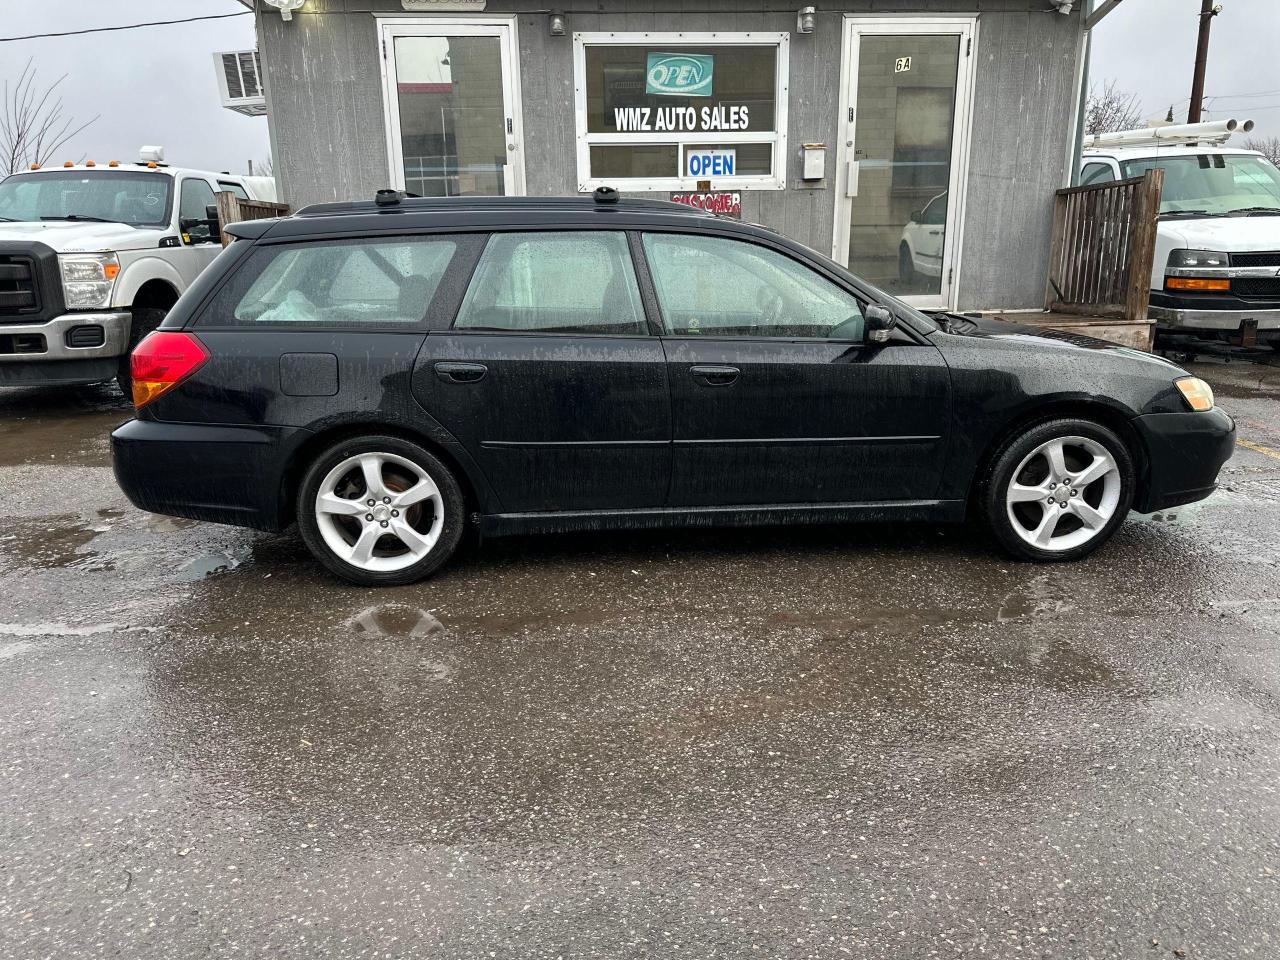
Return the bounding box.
[982,418,1135,562]
[296,435,466,587]
[116,306,168,394]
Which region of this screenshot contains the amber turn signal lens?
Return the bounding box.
[1175,376,1214,412]
[1166,276,1231,291]
[102,262,120,280]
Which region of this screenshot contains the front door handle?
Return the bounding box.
[433,361,487,384]
[689,364,739,386]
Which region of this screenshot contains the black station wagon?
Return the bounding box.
[112,190,1235,586]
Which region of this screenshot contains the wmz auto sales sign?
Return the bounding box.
[669,192,742,218]
[613,104,751,132]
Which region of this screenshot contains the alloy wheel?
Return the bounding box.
[1004,435,1122,552]
[314,451,444,572]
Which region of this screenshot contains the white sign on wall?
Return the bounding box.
[685,148,737,178]
[895,56,912,73]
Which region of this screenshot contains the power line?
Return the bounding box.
[0,11,250,43]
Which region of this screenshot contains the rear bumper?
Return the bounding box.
[112,418,303,531]
[0,311,131,384]
[1132,407,1236,512]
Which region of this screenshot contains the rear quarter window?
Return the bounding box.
[198,235,479,328]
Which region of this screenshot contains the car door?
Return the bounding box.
[175,176,222,286]
[413,230,671,513]
[639,231,950,507]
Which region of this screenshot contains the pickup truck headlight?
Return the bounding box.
[58,253,120,310]
[1167,249,1229,268]
[1175,376,1215,412]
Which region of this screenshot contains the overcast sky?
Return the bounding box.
[1,0,1277,178]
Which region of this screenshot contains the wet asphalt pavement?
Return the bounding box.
[2,355,1279,959]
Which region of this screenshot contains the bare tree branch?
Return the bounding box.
[1242,136,1280,166]
[0,57,96,175]
[1084,80,1144,137]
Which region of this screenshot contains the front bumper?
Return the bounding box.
[1149,305,1280,331]
[112,418,304,532]
[0,311,131,384]
[1132,407,1236,513]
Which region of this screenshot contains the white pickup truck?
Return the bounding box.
[1080,119,1280,351]
[0,147,275,387]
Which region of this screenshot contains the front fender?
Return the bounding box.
[113,256,184,308]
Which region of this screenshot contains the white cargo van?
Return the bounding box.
[1080,119,1280,350]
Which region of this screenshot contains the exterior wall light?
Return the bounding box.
[263,0,306,21]
[549,12,566,36]
[796,6,816,34]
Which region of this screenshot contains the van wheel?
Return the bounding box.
[296,435,466,586]
[898,243,915,285]
[982,418,1135,562]
[116,306,168,394]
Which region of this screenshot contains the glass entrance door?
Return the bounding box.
[381,21,524,197]
[835,20,975,309]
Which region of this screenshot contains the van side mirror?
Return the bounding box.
[865,304,895,343]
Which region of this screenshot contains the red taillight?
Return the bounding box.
[130,331,209,407]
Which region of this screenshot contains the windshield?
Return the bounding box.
[1120,154,1280,216]
[0,170,173,227]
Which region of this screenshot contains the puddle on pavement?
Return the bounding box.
[0,388,127,467]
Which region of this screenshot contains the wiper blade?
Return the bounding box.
[39,214,112,223]
[1227,206,1280,216]
[1159,209,1221,219]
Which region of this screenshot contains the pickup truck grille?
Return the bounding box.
[0,254,38,317]
[1231,277,1280,298]
[1231,251,1280,268]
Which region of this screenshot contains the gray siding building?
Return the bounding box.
[250,1,1090,312]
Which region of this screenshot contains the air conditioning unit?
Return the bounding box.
[214,50,267,117]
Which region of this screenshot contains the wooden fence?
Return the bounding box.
[215,192,291,246]
[1045,168,1164,322]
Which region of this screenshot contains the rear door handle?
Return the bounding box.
[433,361,487,384]
[689,364,739,386]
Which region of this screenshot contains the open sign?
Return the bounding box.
[686,148,736,178]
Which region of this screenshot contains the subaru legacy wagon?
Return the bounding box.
[112,190,1235,586]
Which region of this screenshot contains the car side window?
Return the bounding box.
[217,180,250,201]
[642,233,865,340]
[453,231,646,336]
[921,193,947,225]
[205,236,460,326]
[1079,162,1116,186]
[179,178,218,241]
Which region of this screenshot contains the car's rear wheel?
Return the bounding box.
[982,418,1135,562]
[296,435,466,586]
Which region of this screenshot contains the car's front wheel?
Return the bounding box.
[898,242,915,285]
[296,435,466,586]
[982,418,1136,562]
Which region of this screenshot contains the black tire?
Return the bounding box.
[116,306,168,394]
[981,417,1136,563]
[296,435,466,586]
[898,243,915,285]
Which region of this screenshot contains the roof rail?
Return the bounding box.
[1084,118,1254,150]
[292,192,706,218]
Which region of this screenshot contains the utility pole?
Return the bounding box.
[1187,0,1222,123]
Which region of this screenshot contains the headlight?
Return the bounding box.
[1175,376,1215,412]
[59,253,120,310]
[1167,248,1229,269]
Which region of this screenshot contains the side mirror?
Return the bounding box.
[179,215,220,244]
[910,209,924,222]
[865,304,895,343]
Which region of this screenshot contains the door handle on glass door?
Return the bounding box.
[433,361,487,384]
[690,364,740,386]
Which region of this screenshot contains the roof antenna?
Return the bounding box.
[375,188,403,207]
[593,185,620,205]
